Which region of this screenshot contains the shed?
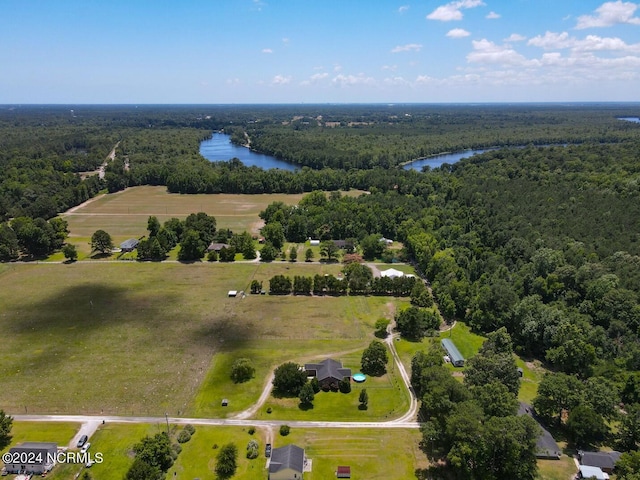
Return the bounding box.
[4,442,58,475]
[578,465,608,479]
[221,399,229,407]
[309,239,320,247]
[228,290,238,297]
[441,338,465,367]
[336,465,351,478]
[120,238,139,252]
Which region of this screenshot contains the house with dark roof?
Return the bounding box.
[120,238,139,252]
[268,444,305,480]
[304,358,351,388]
[518,403,562,460]
[4,442,57,475]
[207,242,230,252]
[579,451,621,474]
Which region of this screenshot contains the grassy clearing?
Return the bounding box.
[168,425,267,480]
[0,422,79,455]
[284,428,427,480]
[62,186,366,241]
[254,345,410,422]
[537,456,577,480]
[0,262,406,415]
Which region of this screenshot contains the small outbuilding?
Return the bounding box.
[578,465,609,480]
[221,398,229,407]
[4,442,58,475]
[228,290,238,297]
[441,338,465,367]
[336,465,351,478]
[309,239,320,247]
[120,238,139,252]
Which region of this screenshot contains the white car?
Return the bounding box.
[81,442,91,453]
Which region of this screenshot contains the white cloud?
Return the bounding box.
[528,31,573,50]
[427,0,485,21]
[262,48,273,54]
[576,1,640,29]
[331,74,376,87]
[528,31,640,53]
[486,11,501,19]
[226,78,241,85]
[271,75,292,85]
[282,37,290,45]
[504,33,527,42]
[334,64,343,72]
[467,38,529,65]
[384,76,411,86]
[382,65,398,71]
[447,28,471,38]
[299,72,329,86]
[391,43,423,53]
[398,5,410,14]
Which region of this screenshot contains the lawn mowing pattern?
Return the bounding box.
[285,428,427,480]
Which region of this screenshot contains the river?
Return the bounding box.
[199,132,299,171]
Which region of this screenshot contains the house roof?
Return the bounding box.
[207,242,230,251]
[441,339,465,364]
[304,358,351,382]
[268,444,304,474]
[337,466,351,473]
[518,402,562,459]
[580,451,621,470]
[579,465,607,480]
[120,238,139,250]
[12,442,57,450]
[380,268,404,278]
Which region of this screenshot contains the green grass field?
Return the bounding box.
[284,428,427,480]
[0,262,409,416]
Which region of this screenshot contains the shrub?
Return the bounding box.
[176,430,191,444]
[207,250,218,262]
[266,407,272,414]
[339,377,351,393]
[184,424,195,435]
[279,425,290,436]
[247,427,256,435]
[246,439,259,459]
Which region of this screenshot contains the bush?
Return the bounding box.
[279,425,290,436]
[310,377,320,393]
[266,407,272,414]
[247,427,256,435]
[339,377,351,393]
[177,430,191,444]
[206,250,218,262]
[246,439,259,459]
[184,424,195,435]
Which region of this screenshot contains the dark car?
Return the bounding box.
[265,443,272,458]
[77,435,88,448]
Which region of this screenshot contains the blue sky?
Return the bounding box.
[1,0,640,103]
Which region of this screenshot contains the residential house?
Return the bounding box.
[268,444,305,480]
[4,442,57,475]
[579,451,621,474]
[441,338,465,367]
[304,358,351,389]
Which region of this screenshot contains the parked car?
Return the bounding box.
[77,435,88,448]
[265,443,272,458]
[81,442,91,453]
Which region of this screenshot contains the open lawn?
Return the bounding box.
[0,262,406,416]
[254,345,410,422]
[284,428,427,480]
[537,456,578,480]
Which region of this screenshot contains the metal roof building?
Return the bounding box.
[441,338,465,367]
